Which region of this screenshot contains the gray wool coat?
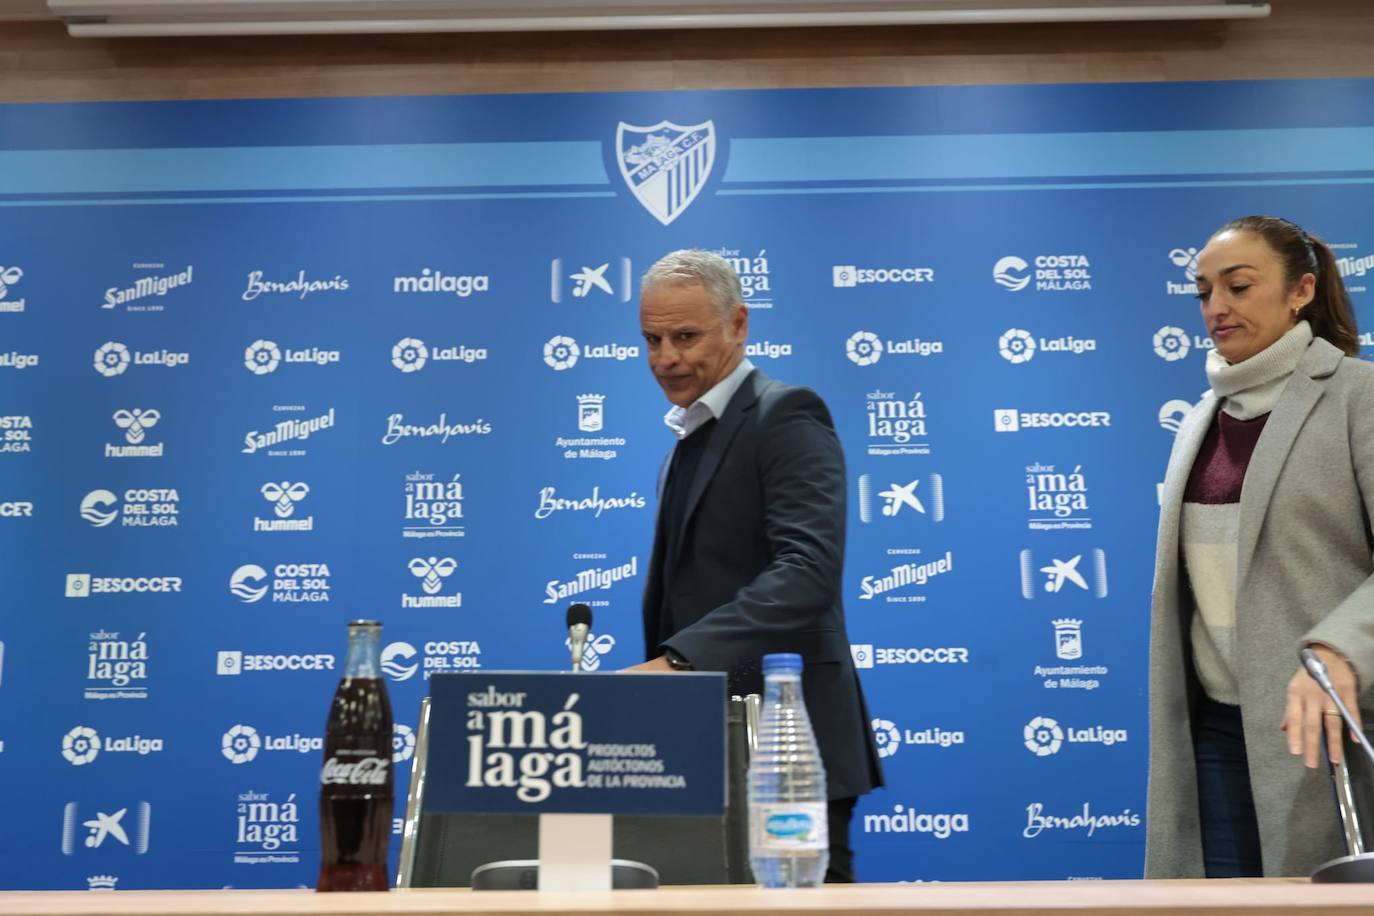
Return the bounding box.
[1146,337,1374,877]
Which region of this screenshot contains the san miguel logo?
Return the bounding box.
[616,120,716,226]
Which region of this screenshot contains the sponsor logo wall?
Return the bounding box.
[2,77,1370,889]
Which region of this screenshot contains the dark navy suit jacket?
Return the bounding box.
[643,368,884,801]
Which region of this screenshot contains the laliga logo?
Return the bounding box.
[846,331,882,367]
[381,641,418,681]
[993,256,1031,292]
[80,490,119,528]
[1024,716,1064,756]
[544,336,580,371]
[392,338,428,373]
[244,340,281,375]
[63,726,101,766]
[393,724,416,764]
[229,565,269,603]
[261,482,309,518]
[998,329,1036,364]
[0,265,22,298]
[93,342,131,377]
[1153,326,1191,362]
[113,409,159,444]
[222,724,261,764]
[409,556,457,594]
[872,719,902,759]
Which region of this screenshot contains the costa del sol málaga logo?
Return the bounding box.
[544,336,580,371]
[1024,716,1064,756]
[846,331,883,367]
[999,329,1037,364]
[93,342,131,377]
[80,490,119,527]
[993,256,1031,292]
[381,641,418,681]
[229,564,269,603]
[392,338,428,373]
[244,340,282,375]
[222,724,261,764]
[1153,326,1191,361]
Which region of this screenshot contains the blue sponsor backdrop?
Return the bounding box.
[1,77,1373,890]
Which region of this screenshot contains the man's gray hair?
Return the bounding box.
[641,249,743,319]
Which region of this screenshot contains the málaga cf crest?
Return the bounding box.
[616,120,716,226]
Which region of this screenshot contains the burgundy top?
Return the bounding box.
[1183,411,1271,505]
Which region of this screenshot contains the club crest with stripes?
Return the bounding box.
[616,120,716,226]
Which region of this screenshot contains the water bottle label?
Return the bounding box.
[752,802,828,851]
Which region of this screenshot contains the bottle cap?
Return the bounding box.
[762,652,803,674]
[348,619,382,629]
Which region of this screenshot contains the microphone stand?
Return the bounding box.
[1301,648,1374,882]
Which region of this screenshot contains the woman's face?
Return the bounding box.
[1194,229,1315,363]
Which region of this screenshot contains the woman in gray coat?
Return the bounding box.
[1147,215,1370,877]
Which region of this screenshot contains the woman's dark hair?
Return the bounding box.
[1215,215,1359,356]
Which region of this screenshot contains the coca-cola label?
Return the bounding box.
[321,755,389,786]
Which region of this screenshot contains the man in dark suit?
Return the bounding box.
[621,249,883,882]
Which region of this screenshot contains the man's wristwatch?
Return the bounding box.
[664,648,694,671]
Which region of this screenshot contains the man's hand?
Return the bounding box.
[621,655,675,673]
[1282,644,1362,768]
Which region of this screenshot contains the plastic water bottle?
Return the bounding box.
[747,652,829,887]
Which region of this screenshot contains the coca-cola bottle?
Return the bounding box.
[317,619,394,891]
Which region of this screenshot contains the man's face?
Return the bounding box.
[639,282,747,408]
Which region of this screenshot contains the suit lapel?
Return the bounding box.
[672,370,765,571]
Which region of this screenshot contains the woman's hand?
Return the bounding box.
[1282,644,1361,768]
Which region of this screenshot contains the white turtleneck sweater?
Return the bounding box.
[1184,321,1313,705]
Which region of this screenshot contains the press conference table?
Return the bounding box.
[4,881,1374,916]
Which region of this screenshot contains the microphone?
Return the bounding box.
[1300,647,1374,769]
[567,603,592,672]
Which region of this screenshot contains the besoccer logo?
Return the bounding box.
[222,724,261,764]
[244,340,282,375]
[63,726,101,766]
[229,564,269,603]
[993,256,1031,292]
[999,329,1036,364]
[872,719,902,758]
[381,641,418,682]
[113,409,160,444]
[80,490,119,528]
[1024,716,1063,756]
[544,336,580,371]
[408,556,457,594]
[393,724,416,764]
[93,342,131,377]
[846,331,883,367]
[261,481,309,518]
[391,337,428,373]
[1153,326,1191,362]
